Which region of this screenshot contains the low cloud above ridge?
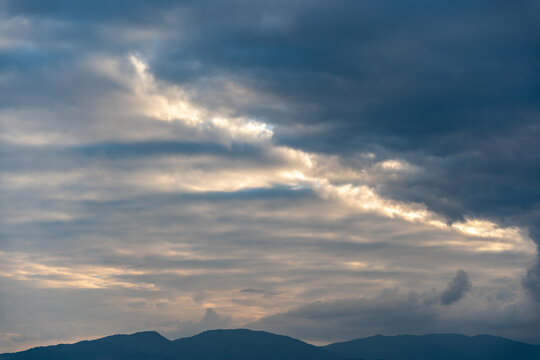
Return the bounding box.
[440,270,472,306]
[249,271,538,344]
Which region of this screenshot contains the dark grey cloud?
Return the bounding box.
[523,262,540,303]
[249,285,540,345]
[440,270,472,306]
[63,0,538,282]
[240,289,275,296]
[138,0,540,300]
[0,141,265,172]
[1,0,185,24]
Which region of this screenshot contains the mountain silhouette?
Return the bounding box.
[0,329,342,360]
[173,329,341,360]
[1,329,539,360]
[324,333,540,360]
[0,331,176,360]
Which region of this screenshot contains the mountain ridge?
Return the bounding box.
[2,329,540,360]
[324,333,540,360]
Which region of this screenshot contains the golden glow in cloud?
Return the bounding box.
[3,54,533,299]
[129,55,273,143]
[90,55,539,255]
[2,53,533,263]
[0,251,246,290]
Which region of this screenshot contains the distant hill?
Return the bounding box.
[173,329,341,360]
[0,329,343,360]
[0,331,177,360]
[324,333,540,360]
[2,329,539,360]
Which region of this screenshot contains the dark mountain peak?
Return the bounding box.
[325,333,540,360]
[472,333,518,341]
[177,328,297,342]
[190,328,267,337]
[174,328,311,348]
[173,328,341,360]
[201,328,265,335]
[3,331,539,360]
[0,331,175,360]
[330,333,505,346]
[99,330,170,343]
[97,330,171,354]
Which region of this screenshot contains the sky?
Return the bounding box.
[1,0,540,352]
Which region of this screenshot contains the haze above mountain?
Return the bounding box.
[2,329,540,360]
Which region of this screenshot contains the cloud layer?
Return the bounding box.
[1,0,539,352]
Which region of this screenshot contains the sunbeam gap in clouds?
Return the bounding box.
[115,55,535,255]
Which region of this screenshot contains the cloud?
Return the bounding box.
[1,0,540,352]
[240,288,275,296]
[139,0,540,260]
[166,308,233,340]
[249,282,540,344]
[0,52,537,349]
[523,262,540,303]
[440,270,472,306]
